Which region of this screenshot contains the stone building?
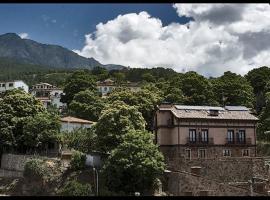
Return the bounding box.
[154,104,258,160]
[153,103,270,196]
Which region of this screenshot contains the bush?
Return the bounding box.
[70,151,86,170]
[58,180,92,196]
[24,158,48,180]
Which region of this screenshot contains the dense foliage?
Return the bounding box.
[70,150,87,170]
[62,70,97,105]
[58,180,92,196]
[95,101,145,153]
[0,89,60,152]
[69,90,105,121]
[60,128,97,153]
[102,130,165,195]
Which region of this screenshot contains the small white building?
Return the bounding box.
[60,116,94,132]
[30,83,66,110]
[0,80,29,93]
[96,79,140,97]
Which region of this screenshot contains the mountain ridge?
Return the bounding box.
[0,33,124,70]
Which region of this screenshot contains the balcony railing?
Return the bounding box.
[186,137,214,145]
[225,138,252,145]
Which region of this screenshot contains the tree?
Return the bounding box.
[212,71,254,107]
[257,92,270,141]
[102,129,165,195]
[245,66,270,113]
[142,73,155,83]
[60,127,97,153]
[0,89,60,153]
[62,70,97,105]
[180,71,217,106]
[95,101,145,153]
[21,111,60,151]
[69,90,105,121]
[91,66,109,81]
[113,72,126,85]
[107,85,163,131]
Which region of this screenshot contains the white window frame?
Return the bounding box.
[198,148,206,159]
[223,149,231,157]
[242,149,250,157]
[185,148,191,160]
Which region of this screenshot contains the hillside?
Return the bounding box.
[0,33,124,70]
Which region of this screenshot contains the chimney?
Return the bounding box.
[191,166,201,176]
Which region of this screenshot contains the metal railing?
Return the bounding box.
[225,137,252,145]
[186,137,214,145]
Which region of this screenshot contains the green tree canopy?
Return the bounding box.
[107,85,163,131]
[212,71,254,108]
[0,89,60,152]
[59,127,97,153]
[62,70,97,105]
[95,101,145,153]
[102,129,165,195]
[257,92,270,141]
[180,71,217,105]
[21,112,60,150]
[69,90,105,121]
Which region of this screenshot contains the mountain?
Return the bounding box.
[0,33,124,70]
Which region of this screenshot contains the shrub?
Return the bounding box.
[24,158,47,180]
[58,180,92,196]
[70,151,86,170]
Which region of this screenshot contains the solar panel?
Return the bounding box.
[175,105,224,111]
[225,106,249,111]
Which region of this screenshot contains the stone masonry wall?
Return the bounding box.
[166,171,265,196]
[0,154,36,172]
[160,146,268,183]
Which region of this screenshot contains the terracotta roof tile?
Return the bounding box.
[60,116,94,124]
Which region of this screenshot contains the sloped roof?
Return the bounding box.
[61,116,94,124]
[159,105,258,121]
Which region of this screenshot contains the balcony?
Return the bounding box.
[225,138,252,145]
[186,137,214,145]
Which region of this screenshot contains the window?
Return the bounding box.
[223,149,231,157]
[227,130,234,144]
[104,87,107,91]
[238,130,246,144]
[9,83,13,87]
[189,129,196,143]
[242,149,250,157]
[201,129,208,143]
[185,149,191,160]
[2,83,5,87]
[198,149,206,158]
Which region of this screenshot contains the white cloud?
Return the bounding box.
[75,4,270,77]
[18,33,29,39]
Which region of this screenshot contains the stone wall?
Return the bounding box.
[0,154,37,172]
[165,171,265,196]
[0,169,23,178]
[160,146,267,182]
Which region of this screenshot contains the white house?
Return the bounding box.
[60,116,94,132]
[30,83,66,110]
[96,79,140,97]
[0,80,29,93]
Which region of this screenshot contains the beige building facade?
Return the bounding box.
[154,104,258,159]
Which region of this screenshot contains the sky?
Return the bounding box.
[0,3,270,77]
